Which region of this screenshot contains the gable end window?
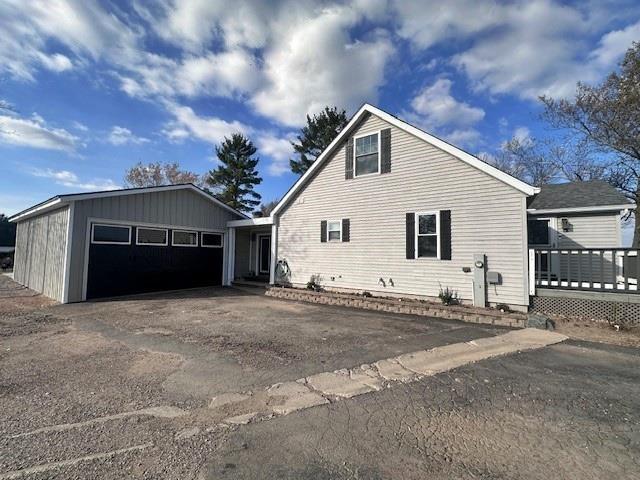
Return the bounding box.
[327,221,342,241]
[415,212,439,258]
[354,132,379,176]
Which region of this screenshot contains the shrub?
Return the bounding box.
[438,285,460,306]
[306,274,322,292]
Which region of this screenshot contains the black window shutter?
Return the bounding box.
[440,210,452,260]
[406,213,415,259]
[320,220,327,243]
[380,128,391,174]
[342,219,350,242]
[345,138,354,179]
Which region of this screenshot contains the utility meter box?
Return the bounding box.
[487,271,502,285]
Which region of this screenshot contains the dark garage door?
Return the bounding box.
[86,225,224,300]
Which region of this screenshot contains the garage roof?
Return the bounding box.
[9,184,248,222]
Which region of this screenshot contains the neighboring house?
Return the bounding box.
[9,104,634,310]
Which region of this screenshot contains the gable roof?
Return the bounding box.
[9,183,248,222]
[527,181,633,213]
[272,103,538,216]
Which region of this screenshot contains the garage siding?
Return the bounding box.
[277,113,530,309]
[13,207,69,302]
[67,189,241,302]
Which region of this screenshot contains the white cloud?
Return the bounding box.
[395,0,639,100]
[513,126,531,144]
[404,78,485,148]
[28,167,120,191]
[590,20,640,68]
[163,103,248,144]
[72,121,89,132]
[410,78,485,128]
[37,52,73,72]
[252,5,395,126]
[108,126,150,146]
[257,133,295,176]
[0,113,78,151]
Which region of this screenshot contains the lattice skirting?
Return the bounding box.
[531,295,640,326]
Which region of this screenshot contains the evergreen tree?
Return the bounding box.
[290,106,348,175]
[207,133,262,213]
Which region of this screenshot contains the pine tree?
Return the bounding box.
[207,133,262,213]
[290,106,348,175]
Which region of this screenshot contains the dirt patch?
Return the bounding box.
[554,318,640,348]
[128,351,184,377]
[0,275,57,315]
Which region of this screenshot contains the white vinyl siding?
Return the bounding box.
[554,213,621,248]
[278,113,529,309]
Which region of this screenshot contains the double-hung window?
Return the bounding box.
[416,212,439,258]
[354,133,379,176]
[327,221,342,241]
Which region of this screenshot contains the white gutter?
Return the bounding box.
[9,198,64,223]
[527,204,635,215]
[227,216,274,227]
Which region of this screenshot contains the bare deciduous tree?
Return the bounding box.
[253,200,279,218]
[541,41,640,245]
[124,162,202,188]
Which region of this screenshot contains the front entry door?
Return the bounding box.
[258,235,271,275]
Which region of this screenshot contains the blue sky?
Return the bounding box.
[1,0,639,228]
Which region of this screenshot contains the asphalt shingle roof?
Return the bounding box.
[527,181,632,210]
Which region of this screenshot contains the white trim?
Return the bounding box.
[9,198,63,223]
[415,211,440,259]
[201,232,224,248]
[227,216,274,227]
[353,130,381,177]
[527,204,634,215]
[269,223,278,284]
[135,227,169,246]
[91,223,132,245]
[172,229,198,247]
[528,249,536,296]
[61,202,75,303]
[271,104,537,216]
[326,220,342,242]
[226,228,235,284]
[257,234,271,274]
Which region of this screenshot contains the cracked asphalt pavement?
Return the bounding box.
[1,275,639,479]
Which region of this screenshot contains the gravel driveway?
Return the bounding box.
[1,275,639,479]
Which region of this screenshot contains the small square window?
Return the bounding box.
[327,221,341,241]
[202,232,223,248]
[172,230,198,247]
[354,133,379,176]
[136,227,168,246]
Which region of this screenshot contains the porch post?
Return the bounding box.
[269,221,278,285]
[226,227,235,286]
[528,249,536,296]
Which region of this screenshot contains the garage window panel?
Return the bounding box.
[201,232,223,248]
[136,227,168,246]
[172,230,198,247]
[91,224,131,244]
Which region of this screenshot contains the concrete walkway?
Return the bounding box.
[205,328,567,426]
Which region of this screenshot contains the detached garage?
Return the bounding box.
[10,184,246,303]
